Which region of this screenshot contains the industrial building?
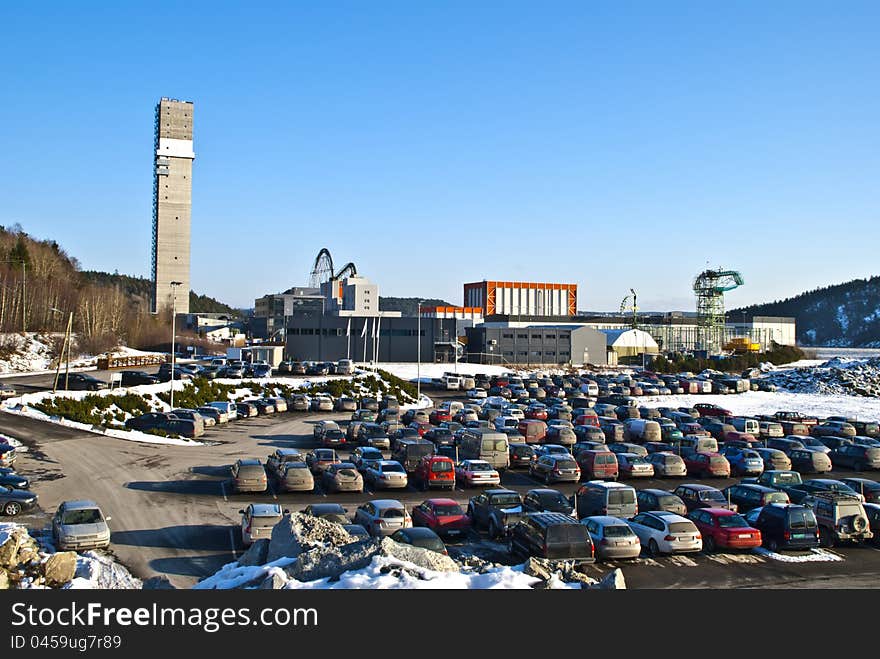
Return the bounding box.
[465,325,610,366]
[253,287,324,339]
[464,281,577,317]
[151,97,194,314]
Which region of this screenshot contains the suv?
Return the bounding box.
[803,492,873,547]
[508,512,594,562]
[467,489,525,539]
[753,503,820,552]
[529,453,581,484]
[573,481,637,519]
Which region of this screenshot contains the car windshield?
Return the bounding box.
[382,463,405,473]
[433,504,463,516]
[491,494,521,507]
[603,524,633,538]
[658,495,682,508]
[773,473,801,485]
[539,492,569,507]
[608,490,635,505]
[698,490,725,502]
[469,463,492,472]
[62,509,103,525]
[717,514,749,528]
[668,521,696,534]
[431,461,453,473]
[482,440,508,452]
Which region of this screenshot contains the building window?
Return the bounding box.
[502,333,514,339]
[503,351,514,357]
[531,350,542,358]
[518,351,528,356]
[531,334,541,340]
[560,350,570,357]
[545,350,556,357]
[517,333,528,339]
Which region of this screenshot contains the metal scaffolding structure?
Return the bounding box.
[693,269,744,352]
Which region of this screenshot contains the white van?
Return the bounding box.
[624,418,661,442]
[459,429,510,470]
[336,359,355,375]
[442,374,461,391]
[208,401,238,421]
[730,417,760,435]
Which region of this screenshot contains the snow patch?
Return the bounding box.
[753,547,844,563]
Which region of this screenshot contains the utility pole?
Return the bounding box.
[169,281,182,410]
[417,301,422,404]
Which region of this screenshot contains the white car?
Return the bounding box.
[455,460,501,487]
[240,503,284,546]
[467,387,488,399]
[626,511,702,557]
[353,499,412,537]
[364,460,409,490]
[504,408,525,421]
[493,416,520,432]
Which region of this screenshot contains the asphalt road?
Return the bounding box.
[3,394,880,589]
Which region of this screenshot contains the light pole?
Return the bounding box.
[49,307,73,393]
[417,300,422,404]
[169,281,183,410]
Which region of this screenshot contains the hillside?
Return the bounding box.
[379,297,454,316]
[731,276,880,348]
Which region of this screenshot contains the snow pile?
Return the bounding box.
[642,391,880,420]
[753,547,844,563]
[65,551,142,589]
[763,357,880,397]
[0,333,100,376]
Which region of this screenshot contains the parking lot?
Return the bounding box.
[4,375,880,589]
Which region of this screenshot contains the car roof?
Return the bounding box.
[647,510,690,522]
[249,504,282,516]
[585,515,628,525]
[377,460,402,467]
[276,448,301,456]
[527,488,565,496]
[641,488,676,496]
[371,499,405,509]
[397,527,441,539]
[484,488,518,496]
[61,499,101,510]
[237,458,262,466]
[700,508,738,516]
[425,498,459,506]
[308,503,345,513]
[680,483,718,491]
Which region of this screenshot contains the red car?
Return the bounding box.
[408,421,433,437]
[694,403,732,418]
[412,456,456,490]
[686,508,762,552]
[684,452,731,478]
[429,409,452,425]
[411,498,472,538]
[525,406,549,421]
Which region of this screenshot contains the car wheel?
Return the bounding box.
[543,472,551,485]
[855,461,865,472]
[704,536,716,553]
[648,539,660,558]
[767,538,779,552]
[488,519,499,540]
[4,501,22,516]
[819,527,834,548]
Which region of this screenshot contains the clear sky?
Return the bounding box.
[1,2,878,311]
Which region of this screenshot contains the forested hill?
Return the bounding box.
[731,276,880,347]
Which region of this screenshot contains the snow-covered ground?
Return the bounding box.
[0,336,164,378]
[641,391,880,419]
[378,362,554,383]
[194,555,579,590]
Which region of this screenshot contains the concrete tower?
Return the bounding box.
[151,97,194,314]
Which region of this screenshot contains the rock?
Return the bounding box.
[142,576,176,590]
[239,539,269,567]
[0,569,8,590]
[42,552,77,587]
[0,527,39,569]
[585,568,626,590]
[287,538,381,582]
[267,513,352,564]
[260,572,288,589]
[522,557,554,581]
[378,537,460,573]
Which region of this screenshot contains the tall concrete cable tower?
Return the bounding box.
[151,97,194,314]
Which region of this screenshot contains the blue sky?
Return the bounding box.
[1,2,878,310]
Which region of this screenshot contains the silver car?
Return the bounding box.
[648,452,687,477]
[240,503,284,546]
[52,500,112,551]
[276,462,314,492]
[626,511,703,556]
[353,499,413,537]
[364,460,409,490]
[581,516,642,560]
[197,406,228,424]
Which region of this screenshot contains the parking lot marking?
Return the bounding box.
[228,528,237,559]
[220,481,228,502]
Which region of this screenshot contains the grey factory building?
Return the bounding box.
[465,325,610,367]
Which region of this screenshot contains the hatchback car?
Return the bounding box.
[522,488,575,515]
[673,484,737,512]
[722,484,790,512]
[616,453,655,479]
[581,515,641,560]
[322,462,364,493]
[508,443,537,470]
[239,503,284,546]
[626,511,702,556]
[351,446,385,472]
[306,448,341,475]
[364,460,409,490]
[411,498,471,539]
[231,459,268,493]
[0,484,37,517]
[301,503,349,525]
[354,500,412,537]
[529,454,581,484]
[686,508,762,552]
[508,512,595,562]
[636,489,688,516]
[648,452,687,478]
[51,500,111,551]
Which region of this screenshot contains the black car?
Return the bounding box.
[0,484,38,516]
[636,489,687,516]
[120,370,160,386]
[157,364,194,382]
[124,412,173,432]
[839,478,880,504]
[424,428,454,447]
[752,503,820,551]
[508,512,594,562]
[61,373,108,391]
[0,471,28,490]
[508,443,536,469]
[722,484,791,512]
[522,488,575,515]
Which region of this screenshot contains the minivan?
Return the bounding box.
[730,417,760,435]
[576,450,618,481]
[753,503,820,551]
[458,429,510,471]
[676,435,719,456]
[390,438,436,473]
[573,481,638,519]
[624,418,661,443]
[518,419,548,444]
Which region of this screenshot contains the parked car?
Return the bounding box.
[673,484,736,512]
[576,449,619,481]
[455,460,501,488]
[390,527,448,555]
[289,395,310,412]
[508,443,537,470]
[301,503,349,524]
[239,503,284,546]
[626,511,702,556]
[683,452,731,478]
[0,469,28,491]
[0,484,37,517]
[353,499,412,537]
[350,446,384,472]
[412,455,456,491]
[236,402,259,419]
[522,488,574,515]
[509,512,595,562]
[313,419,341,443]
[529,453,581,484]
[789,448,833,474]
[124,412,174,432]
[266,448,303,477]
[616,453,655,479]
[752,503,820,552]
[784,479,862,504]
[321,462,364,493]
[722,484,790,512]
[51,500,110,550]
[120,370,160,386]
[310,396,334,412]
[230,459,268,493]
[573,481,638,519]
[171,408,210,430]
[411,498,471,539]
[275,462,314,493]
[581,516,641,560]
[753,448,792,472]
[467,489,524,539]
[196,406,228,425]
[839,478,880,504]
[636,489,687,516]
[305,448,340,475]
[803,492,873,547]
[647,451,687,478]
[686,508,761,552]
[720,447,765,477]
[831,444,880,471]
[363,460,409,490]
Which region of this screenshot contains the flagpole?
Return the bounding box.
[374,315,381,370]
[363,317,370,368]
[346,317,351,360]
